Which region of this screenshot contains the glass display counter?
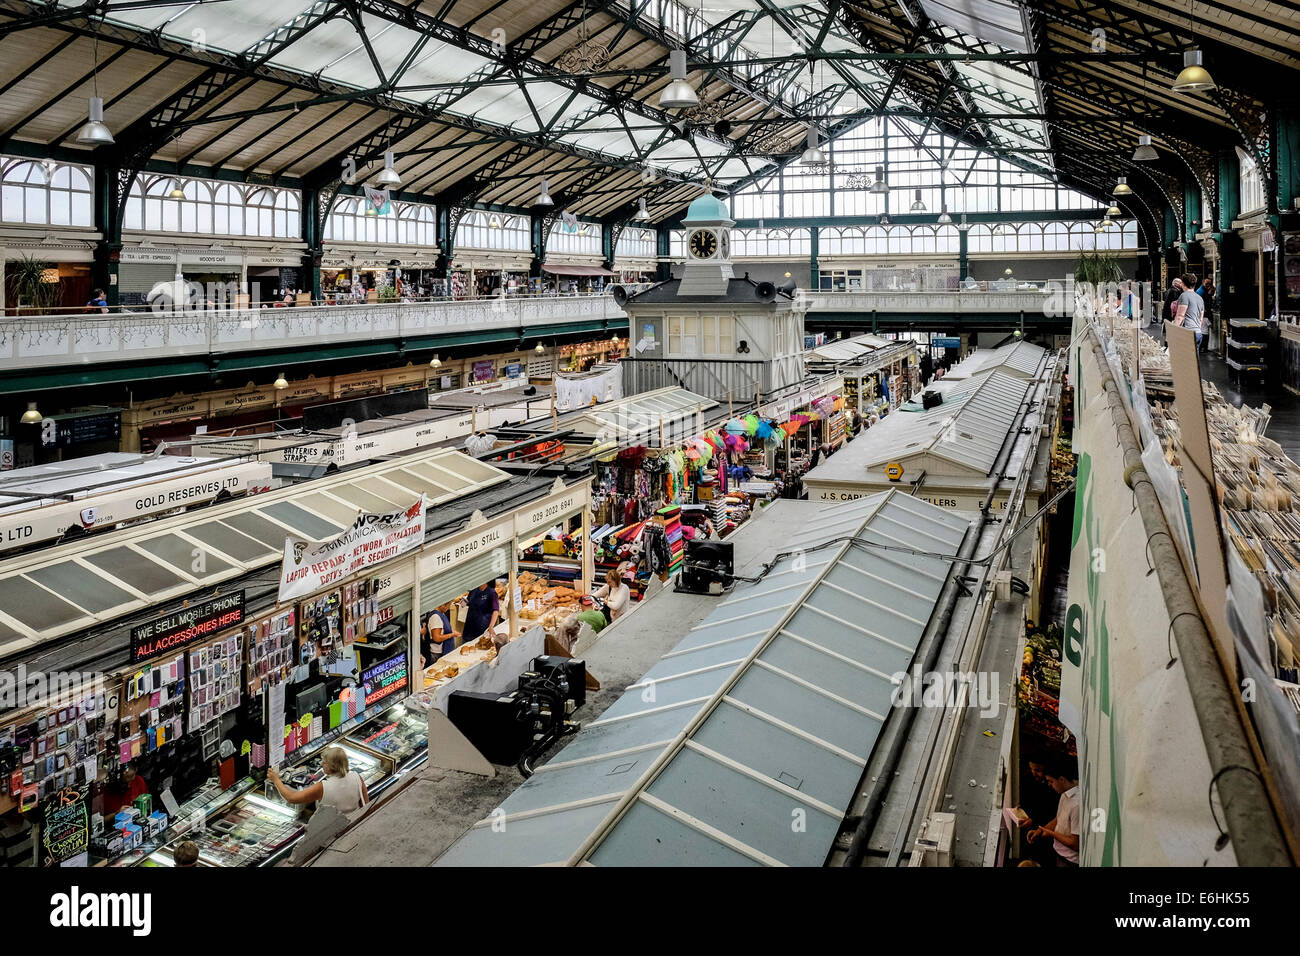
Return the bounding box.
[346,703,428,770]
[185,793,303,868]
[278,741,392,794]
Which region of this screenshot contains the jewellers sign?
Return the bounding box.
[278,495,427,601]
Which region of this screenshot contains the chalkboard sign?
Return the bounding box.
[40,784,89,866]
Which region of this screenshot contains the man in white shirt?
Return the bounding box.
[1027,758,1080,865]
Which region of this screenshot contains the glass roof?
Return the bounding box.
[0,449,508,656]
[436,490,971,866]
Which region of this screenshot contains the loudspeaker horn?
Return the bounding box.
[755,281,777,302]
[611,284,630,307]
[777,277,798,295]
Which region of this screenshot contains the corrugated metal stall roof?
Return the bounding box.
[806,333,900,364]
[863,370,1032,476]
[553,387,720,439]
[944,341,1047,381]
[0,449,508,657]
[435,489,970,866]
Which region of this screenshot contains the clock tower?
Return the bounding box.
[677,193,734,296]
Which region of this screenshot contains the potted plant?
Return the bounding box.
[376,283,399,303]
[10,255,62,313]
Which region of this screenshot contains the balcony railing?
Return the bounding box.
[0,294,627,371]
[807,287,1054,312]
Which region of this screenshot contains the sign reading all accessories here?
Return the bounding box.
[362,651,408,708]
[130,591,246,663]
[278,496,427,602]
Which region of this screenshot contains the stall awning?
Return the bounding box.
[542,264,616,277]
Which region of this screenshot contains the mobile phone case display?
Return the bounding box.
[246,608,296,697]
[185,792,302,867]
[1,689,112,813]
[117,654,185,766]
[298,591,343,666]
[346,705,428,768]
[342,578,380,644]
[281,687,366,756]
[186,634,242,734]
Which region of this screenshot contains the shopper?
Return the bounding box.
[461,580,501,643]
[1026,757,1080,866]
[1172,272,1206,349]
[419,604,460,666]
[1162,276,1185,322]
[1196,276,1216,352]
[267,747,369,816]
[173,840,199,867]
[593,567,632,622]
[86,288,108,314]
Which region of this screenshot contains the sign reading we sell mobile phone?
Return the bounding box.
[130,591,246,664]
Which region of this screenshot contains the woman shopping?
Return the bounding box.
[267,747,369,819]
[593,568,632,623]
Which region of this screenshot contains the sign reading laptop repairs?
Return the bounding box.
[130,590,246,663]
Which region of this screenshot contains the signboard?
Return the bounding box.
[39,410,122,449]
[40,785,89,866]
[337,414,472,466]
[884,461,904,481]
[808,485,1008,512]
[515,484,585,540]
[932,337,961,349]
[120,247,178,264]
[504,363,523,379]
[362,651,408,708]
[420,516,512,577]
[178,249,240,267]
[472,361,495,383]
[278,496,427,602]
[0,459,273,555]
[130,591,246,663]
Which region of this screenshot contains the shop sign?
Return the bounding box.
[178,249,240,267]
[421,516,511,576]
[362,651,408,708]
[120,248,177,264]
[38,410,122,449]
[472,360,495,383]
[279,496,427,602]
[213,387,274,411]
[515,485,585,540]
[248,253,302,267]
[335,373,383,397]
[932,337,961,349]
[504,363,522,378]
[338,414,472,466]
[885,461,904,481]
[0,460,272,554]
[40,784,90,865]
[130,591,246,663]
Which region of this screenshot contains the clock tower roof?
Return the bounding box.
[682,194,733,225]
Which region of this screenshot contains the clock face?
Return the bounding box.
[689,229,718,259]
[719,231,730,259]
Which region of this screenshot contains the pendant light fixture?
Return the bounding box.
[167,132,186,198]
[429,354,442,368]
[937,205,952,224]
[489,214,501,229]
[1172,49,1215,93]
[957,213,970,232]
[273,371,288,390]
[868,165,889,194]
[909,189,926,212]
[535,341,545,354]
[1112,176,1132,197]
[880,213,890,226]
[374,150,402,188]
[1132,134,1158,162]
[991,222,1004,236]
[635,197,650,220]
[20,402,42,425]
[801,127,827,165]
[1106,202,1122,217]
[536,178,555,207]
[658,50,699,109]
[75,32,115,146]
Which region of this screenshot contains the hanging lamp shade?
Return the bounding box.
[1106,203,1122,217]
[20,402,42,424]
[535,341,545,353]
[1132,134,1158,161]
[373,150,402,188]
[75,96,115,146]
[909,188,926,212]
[658,50,699,109]
[430,354,442,368]
[936,204,952,224]
[801,128,827,165]
[1112,176,1132,196]
[167,179,185,199]
[635,197,650,219]
[273,371,288,390]
[536,177,554,207]
[869,165,889,194]
[956,213,970,232]
[879,213,891,226]
[1172,49,1215,93]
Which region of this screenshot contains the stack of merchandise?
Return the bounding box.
[513,572,584,633]
[657,505,685,574]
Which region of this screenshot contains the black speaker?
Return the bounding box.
[447,691,533,765]
[921,390,943,410]
[755,281,777,302]
[713,120,733,137]
[777,277,798,295]
[611,284,630,307]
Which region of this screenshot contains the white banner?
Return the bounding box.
[278,495,427,602]
[1062,326,1233,865]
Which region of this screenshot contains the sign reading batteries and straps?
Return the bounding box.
[278,495,427,602]
[130,591,247,664]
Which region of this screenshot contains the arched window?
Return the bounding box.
[455,211,530,251]
[1238,147,1264,215]
[615,227,655,260]
[124,176,301,238]
[396,202,437,246]
[547,219,602,256]
[1,157,93,226]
